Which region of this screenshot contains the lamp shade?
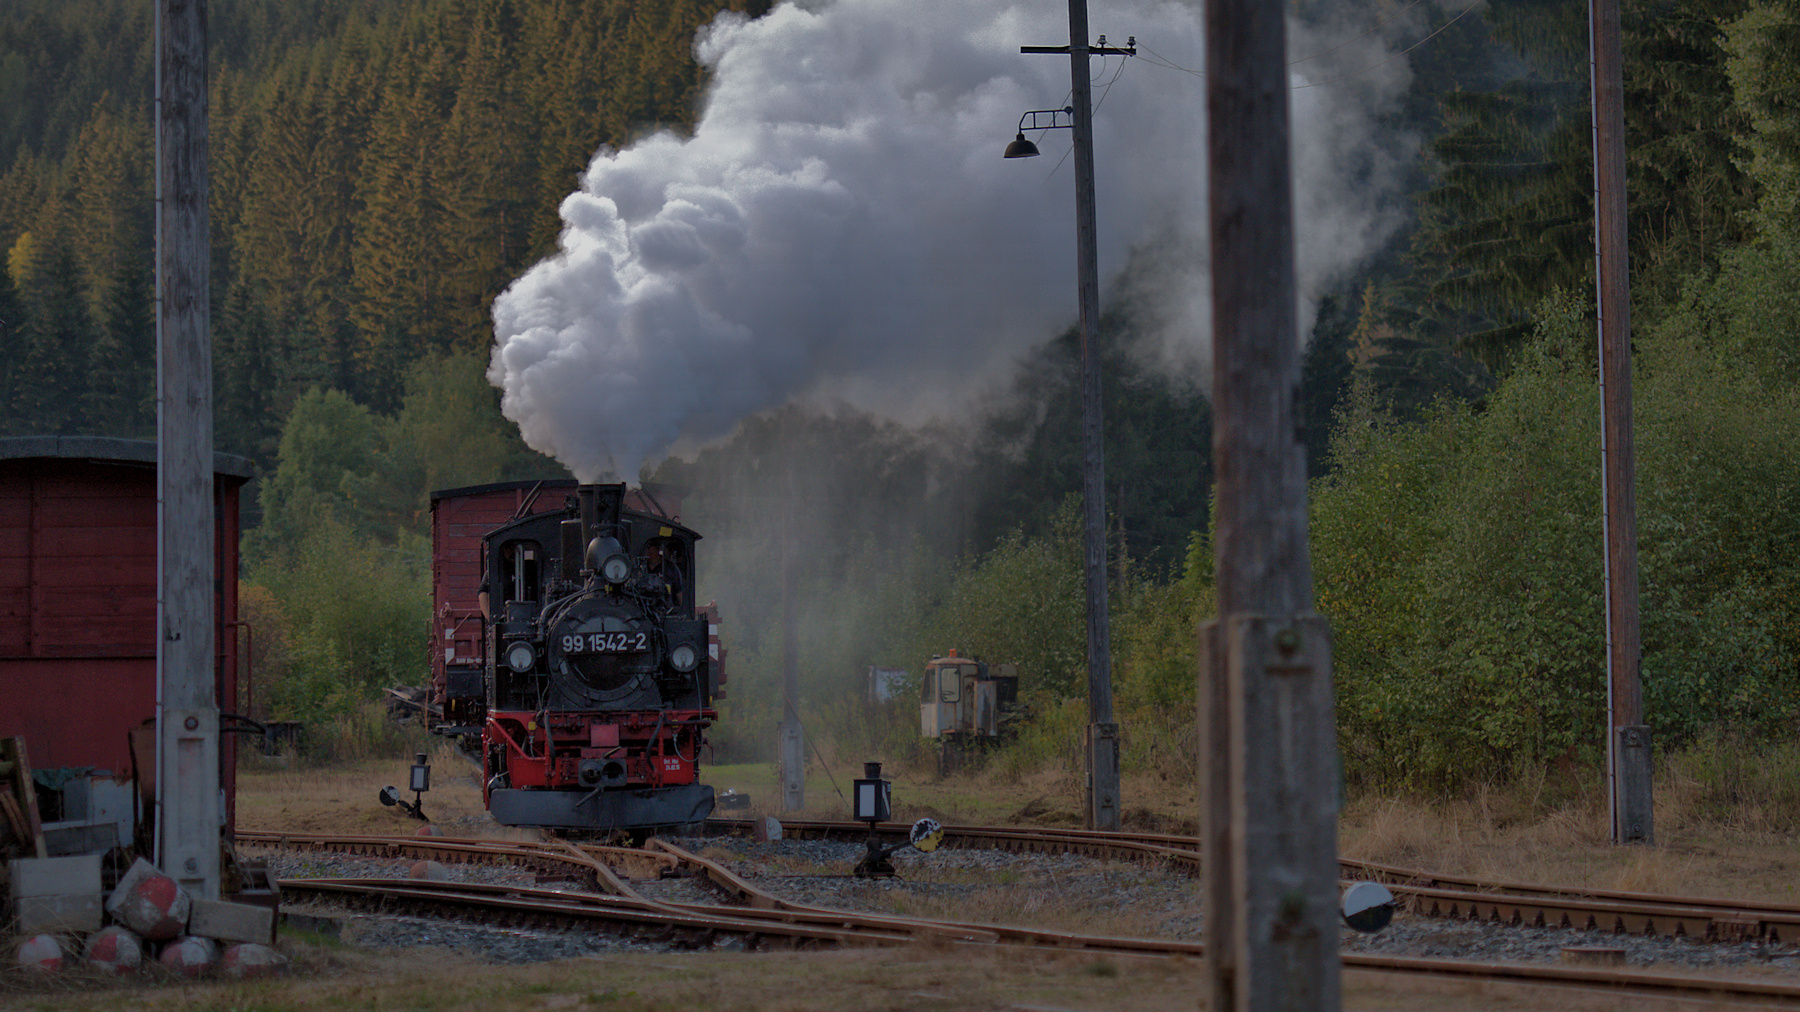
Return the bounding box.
[1003,133,1041,158]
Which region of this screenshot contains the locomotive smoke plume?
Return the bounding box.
[490,0,1441,482]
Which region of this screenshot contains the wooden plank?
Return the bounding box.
[0,527,32,560]
[31,526,157,558]
[4,737,47,858]
[27,499,157,528]
[0,788,27,850]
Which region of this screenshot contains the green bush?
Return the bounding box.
[248,518,429,724]
[1313,302,1800,789]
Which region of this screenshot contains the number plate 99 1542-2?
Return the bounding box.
[561,631,649,654]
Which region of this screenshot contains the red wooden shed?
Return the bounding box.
[0,436,254,843]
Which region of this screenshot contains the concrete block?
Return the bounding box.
[158,935,218,977]
[9,854,102,897]
[15,934,64,972]
[14,893,103,933]
[83,925,144,975]
[219,942,287,979]
[41,820,120,857]
[189,897,276,945]
[106,857,189,941]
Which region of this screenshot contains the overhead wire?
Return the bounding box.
[1291,4,1479,90]
[1129,3,1479,91]
[1287,0,1435,67]
[1031,50,1134,182]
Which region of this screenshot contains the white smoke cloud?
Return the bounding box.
[490,0,1425,482]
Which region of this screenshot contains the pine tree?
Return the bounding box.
[1414,0,1755,361]
[437,0,537,349]
[351,47,452,409]
[65,103,154,435]
[9,217,95,436]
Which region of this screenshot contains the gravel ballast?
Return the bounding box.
[250,833,1800,977]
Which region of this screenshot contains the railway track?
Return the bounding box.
[709,818,1800,943]
[244,825,1800,1005]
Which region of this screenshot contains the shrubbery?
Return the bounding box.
[1313,298,1800,789]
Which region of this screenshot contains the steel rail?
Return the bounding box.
[273,874,1800,1005]
[702,819,1800,942]
[1343,953,1800,1005]
[255,830,1800,1004]
[244,824,1800,942]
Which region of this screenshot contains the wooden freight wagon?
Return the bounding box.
[0,436,254,854]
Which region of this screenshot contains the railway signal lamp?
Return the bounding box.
[410,752,432,794]
[853,762,891,824]
[379,752,433,822]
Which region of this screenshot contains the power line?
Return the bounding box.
[1291,4,1479,90]
[1132,3,1480,91]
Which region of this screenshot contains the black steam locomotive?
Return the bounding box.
[444,482,718,833]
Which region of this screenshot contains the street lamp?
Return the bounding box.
[1003,107,1073,159]
[1007,26,1134,832]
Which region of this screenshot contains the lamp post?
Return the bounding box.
[1008,22,1134,832]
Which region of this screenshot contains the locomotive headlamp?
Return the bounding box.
[505,641,536,674]
[588,535,631,584]
[669,642,700,673]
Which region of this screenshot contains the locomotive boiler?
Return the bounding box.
[448,482,718,834]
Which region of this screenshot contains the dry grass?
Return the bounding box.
[5,940,1766,1011]
[1338,779,1800,905]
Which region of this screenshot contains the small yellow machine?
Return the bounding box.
[919,650,1020,773]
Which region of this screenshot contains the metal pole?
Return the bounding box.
[155,0,220,900]
[1203,0,1340,1006]
[1589,0,1651,845]
[1064,0,1120,834]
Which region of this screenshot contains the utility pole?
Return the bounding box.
[1201,0,1340,1007]
[1590,0,1651,845]
[779,454,804,812]
[156,0,220,901]
[1019,3,1135,833]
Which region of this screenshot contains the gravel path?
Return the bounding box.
[250,833,1800,977]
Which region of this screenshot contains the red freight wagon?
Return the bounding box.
[0,436,254,849]
[427,479,695,738]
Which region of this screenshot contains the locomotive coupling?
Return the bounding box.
[578,757,629,788]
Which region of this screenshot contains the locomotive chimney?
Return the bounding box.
[579,486,599,576]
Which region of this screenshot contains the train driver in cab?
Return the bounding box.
[638,540,683,603]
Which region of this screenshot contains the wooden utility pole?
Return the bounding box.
[1201,0,1341,1007]
[156,0,221,901]
[1590,0,1651,845]
[779,456,804,812]
[1016,6,1132,831]
[1063,0,1120,834]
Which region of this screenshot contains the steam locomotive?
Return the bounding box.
[432,481,719,834]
